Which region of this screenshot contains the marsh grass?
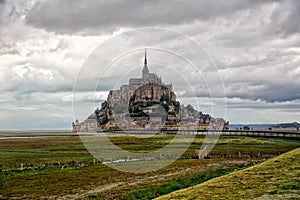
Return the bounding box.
[122,164,253,200]
[155,147,300,200]
[0,135,299,199]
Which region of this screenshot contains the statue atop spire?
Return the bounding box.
[143,48,149,74]
[144,48,147,66]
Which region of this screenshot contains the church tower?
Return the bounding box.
[142,49,149,82]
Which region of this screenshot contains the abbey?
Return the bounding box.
[72,50,229,132]
[107,50,173,108]
[98,49,179,130]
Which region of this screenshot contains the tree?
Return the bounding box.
[100,101,107,110]
[94,107,100,115]
[161,103,169,112]
[100,116,108,126]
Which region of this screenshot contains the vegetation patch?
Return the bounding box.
[155,148,300,200]
[0,135,299,199]
[123,164,253,200]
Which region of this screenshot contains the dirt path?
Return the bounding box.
[53,171,182,199]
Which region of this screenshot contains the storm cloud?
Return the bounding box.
[1,0,300,129]
[26,0,274,34]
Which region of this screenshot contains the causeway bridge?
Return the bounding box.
[107,129,300,139]
[3,129,298,139]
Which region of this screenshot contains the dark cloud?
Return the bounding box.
[26,0,272,34]
[2,0,300,128]
[222,71,300,103]
[226,97,300,110]
[225,83,300,103]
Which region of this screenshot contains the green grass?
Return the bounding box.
[0,135,299,199]
[183,136,300,158]
[1,164,123,198]
[1,158,251,199]
[1,136,298,170]
[0,135,298,170]
[0,137,93,169]
[155,147,300,200]
[108,135,300,158]
[122,164,254,200]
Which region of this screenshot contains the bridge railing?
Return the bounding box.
[101,129,300,139]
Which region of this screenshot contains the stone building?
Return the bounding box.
[72,49,229,132]
[107,49,172,108]
[72,115,98,132]
[133,84,176,102]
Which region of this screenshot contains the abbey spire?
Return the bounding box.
[142,48,149,74]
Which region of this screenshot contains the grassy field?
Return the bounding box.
[0,136,92,169]
[155,147,300,200]
[0,134,299,199]
[1,135,299,169]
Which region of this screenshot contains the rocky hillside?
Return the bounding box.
[95,83,180,130]
[95,83,228,131]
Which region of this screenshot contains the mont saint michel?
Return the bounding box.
[2,1,300,199]
[73,50,229,132]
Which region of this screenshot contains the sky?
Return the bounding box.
[0,0,300,130]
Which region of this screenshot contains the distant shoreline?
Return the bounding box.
[0,123,299,139]
[0,130,72,133]
[0,130,75,139]
[0,125,273,133]
[1,123,298,132]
